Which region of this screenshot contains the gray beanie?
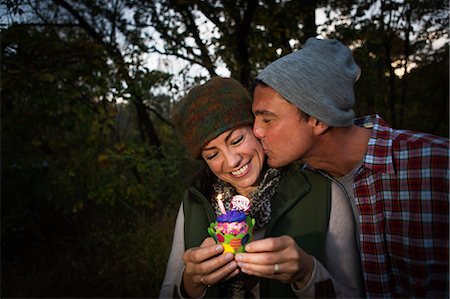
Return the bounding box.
[256,37,361,127]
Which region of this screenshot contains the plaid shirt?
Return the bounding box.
[306,114,449,298]
[351,115,449,298]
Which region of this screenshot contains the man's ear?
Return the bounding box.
[308,117,330,135]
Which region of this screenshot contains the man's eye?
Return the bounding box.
[263,118,273,123]
[231,135,244,145]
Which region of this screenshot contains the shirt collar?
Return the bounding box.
[354,114,396,174]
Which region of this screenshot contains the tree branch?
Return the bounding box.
[178,5,217,76]
[1,22,79,27]
[53,0,161,147]
[146,106,173,128]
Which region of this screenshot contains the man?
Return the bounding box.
[252,37,449,298]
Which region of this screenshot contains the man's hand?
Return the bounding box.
[235,235,314,289]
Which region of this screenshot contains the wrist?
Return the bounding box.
[293,255,314,290]
[181,270,207,298]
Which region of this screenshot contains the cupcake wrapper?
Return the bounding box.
[208,216,256,254]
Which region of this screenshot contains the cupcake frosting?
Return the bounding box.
[217,210,246,222]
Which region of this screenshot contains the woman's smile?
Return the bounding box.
[230,161,250,177]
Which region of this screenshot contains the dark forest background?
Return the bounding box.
[1,0,448,298]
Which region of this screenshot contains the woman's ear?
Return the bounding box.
[308,117,330,135]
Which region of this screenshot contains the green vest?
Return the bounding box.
[183,162,331,298]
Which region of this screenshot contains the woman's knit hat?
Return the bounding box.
[172,77,254,159]
[256,37,361,127]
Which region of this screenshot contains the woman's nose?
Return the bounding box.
[224,150,241,168]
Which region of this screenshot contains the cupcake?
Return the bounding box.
[208,195,255,254]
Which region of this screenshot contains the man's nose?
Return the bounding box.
[253,122,264,139]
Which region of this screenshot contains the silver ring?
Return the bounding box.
[274,263,280,275]
[200,277,211,287]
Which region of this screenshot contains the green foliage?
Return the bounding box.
[2,187,176,297]
[2,24,184,297]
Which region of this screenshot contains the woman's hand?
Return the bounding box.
[182,237,239,298]
[235,235,314,289]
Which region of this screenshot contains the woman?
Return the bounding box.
[159,77,363,298]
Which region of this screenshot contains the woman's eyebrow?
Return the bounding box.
[202,129,238,151]
[224,128,237,143]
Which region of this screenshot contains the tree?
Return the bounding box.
[321,0,449,132]
[130,0,320,88]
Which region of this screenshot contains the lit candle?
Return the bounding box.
[217,193,226,215]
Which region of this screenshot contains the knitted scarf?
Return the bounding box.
[210,168,281,298]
